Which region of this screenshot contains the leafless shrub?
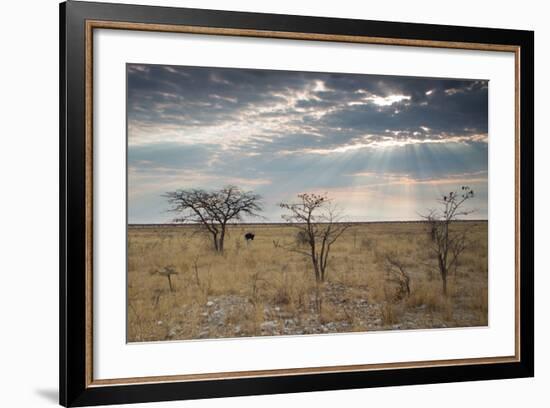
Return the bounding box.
[422,186,475,295]
[192,255,212,296]
[381,302,397,325]
[149,265,178,292]
[279,193,351,282]
[383,252,411,302]
[361,237,374,250]
[295,230,309,246]
[249,270,265,305]
[235,237,243,253]
[272,287,292,305]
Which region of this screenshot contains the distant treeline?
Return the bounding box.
[128,219,488,229]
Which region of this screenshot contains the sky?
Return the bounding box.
[127,64,488,223]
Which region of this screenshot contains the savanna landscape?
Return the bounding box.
[128,217,487,342]
[126,64,489,342]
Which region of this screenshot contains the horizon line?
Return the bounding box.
[128,219,489,227]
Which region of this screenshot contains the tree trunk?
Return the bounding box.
[313,260,321,282]
[211,232,219,252]
[310,236,320,282]
[438,255,448,296]
[314,282,322,313]
[320,246,330,282]
[218,226,226,253]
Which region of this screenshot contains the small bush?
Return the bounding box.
[272,287,291,305]
[295,230,309,246]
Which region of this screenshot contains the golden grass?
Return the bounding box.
[127,221,488,342]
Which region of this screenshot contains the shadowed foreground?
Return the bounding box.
[127,221,488,342]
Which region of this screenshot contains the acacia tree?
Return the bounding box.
[164,185,262,253]
[423,186,475,295]
[279,193,351,283]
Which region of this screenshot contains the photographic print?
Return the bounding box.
[127,64,488,343]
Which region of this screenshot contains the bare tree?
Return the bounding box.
[423,186,475,295]
[383,252,411,301]
[164,185,262,253]
[279,193,351,282]
[150,265,178,292]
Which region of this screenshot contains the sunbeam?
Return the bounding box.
[127,64,488,223]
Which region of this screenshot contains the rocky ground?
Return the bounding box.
[159,282,472,341]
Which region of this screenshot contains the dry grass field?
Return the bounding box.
[127,221,488,342]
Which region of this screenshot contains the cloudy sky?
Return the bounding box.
[127,64,488,223]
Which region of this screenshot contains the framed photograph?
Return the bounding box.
[60,1,534,406]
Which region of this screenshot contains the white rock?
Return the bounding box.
[260,321,277,330]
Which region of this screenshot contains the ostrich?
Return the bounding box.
[244,232,255,244]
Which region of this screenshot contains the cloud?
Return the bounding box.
[127,64,488,223]
[127,64,488,148]
[348,170,488,187]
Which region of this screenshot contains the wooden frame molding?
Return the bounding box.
[84,19,522,388]
[61,1,534,405]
